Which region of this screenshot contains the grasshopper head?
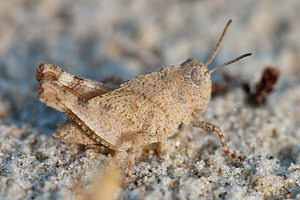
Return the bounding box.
[180,19,251,114]
[181,59,212,113]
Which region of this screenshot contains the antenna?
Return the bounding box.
[209,53,252,74]
[205,19,232,66]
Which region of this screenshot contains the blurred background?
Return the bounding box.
[0,0,299,131]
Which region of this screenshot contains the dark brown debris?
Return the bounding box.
[242,66,280,106]
[211,72,239,98]
[212,67,280,106]
[212,83,228,98]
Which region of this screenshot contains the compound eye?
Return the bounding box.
[191,68,203,86]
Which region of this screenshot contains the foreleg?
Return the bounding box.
[190,121,243,161]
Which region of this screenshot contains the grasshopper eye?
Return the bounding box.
[191,68,204,86]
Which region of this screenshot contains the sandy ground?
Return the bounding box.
[0,0,299,199]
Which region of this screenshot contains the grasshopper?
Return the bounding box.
[36,19,251,177]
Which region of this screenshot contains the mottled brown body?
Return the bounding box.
[37,20,251,177]
[37,63,210,151]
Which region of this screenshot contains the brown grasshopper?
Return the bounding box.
[36,19,251,177]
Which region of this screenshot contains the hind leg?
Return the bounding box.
[36,63,115,100]
[37,63,116,141]
[54,119,112,153]
[38,80,106,146]
[54,119,98,145]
